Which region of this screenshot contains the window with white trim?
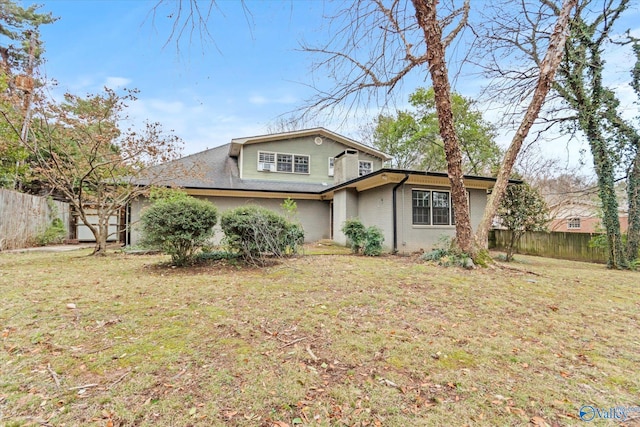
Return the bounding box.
[567,217,581,229]
[258,152,276,171]
[412,189,459,226]
[328,157,334,176]
[257,151,309,174]
[359,160,373,176]
[277,153,292,172]
[294,155,309,173]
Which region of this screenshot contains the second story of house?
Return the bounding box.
[228,128,391,185]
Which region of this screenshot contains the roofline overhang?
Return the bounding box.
[228,127,392,161]
[319,168,522,198]
[146,169,520,201]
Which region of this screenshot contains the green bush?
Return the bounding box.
[341,218,366,253]
[420,236,474,268]
[341,218,385,256]
[36,218,66,246]
[140,196,218,266]
[220,205,304,264]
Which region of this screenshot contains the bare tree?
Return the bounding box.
[154,0,576,258]
[476,0,638,268]
[2,89,189,255]
[302,0,575,257]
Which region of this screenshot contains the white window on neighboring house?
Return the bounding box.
[258,151,276,171]
[358,160,373,176]
[328,157,334,176]
[567,217,581,229]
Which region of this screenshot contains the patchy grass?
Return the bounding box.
[1,249,639,426]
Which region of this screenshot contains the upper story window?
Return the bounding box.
[567,217,581,229]
[258,151,310,174]
[328,157,334,177]
[412,189,457,226]
[359,160,373,176]
[258,152,276,171]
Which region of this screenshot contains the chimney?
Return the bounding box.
[333,150,359,184]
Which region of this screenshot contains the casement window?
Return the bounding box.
[328,157,334,176]
[412,189,459,226]
[257,151,310,174]
[567,217,581,229]
[359,160,373,176]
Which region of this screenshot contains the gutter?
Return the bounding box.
[392,173,410,254]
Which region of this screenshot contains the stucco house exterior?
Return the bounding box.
[128,128,502,253]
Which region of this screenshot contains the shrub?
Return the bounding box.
[140,196,218,266]
[341,218,366,253]
[36,218,66,246]
[420,236,474,269]
[220,205,304,265]
[341,218,385,256]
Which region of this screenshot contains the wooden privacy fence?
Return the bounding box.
[0,189,70,251]
[490,229,608,264]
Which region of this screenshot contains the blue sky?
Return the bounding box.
[24,1,640,169]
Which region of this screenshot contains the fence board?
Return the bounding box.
[0,189,70,251]
[490,229,607,264]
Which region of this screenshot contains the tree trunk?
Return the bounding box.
[92,223,109,256]
[626,148,640,263]
[505,231,520,262]
[475,0,577,247]
[412,0,474,256]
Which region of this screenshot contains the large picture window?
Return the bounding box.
[258,151,309,174]
[412,189,459,226]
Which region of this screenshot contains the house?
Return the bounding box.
[128,128,502,253]
[548,199,628,233]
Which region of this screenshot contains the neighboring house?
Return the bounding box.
[548,200,628,233]
[129,128,504,253]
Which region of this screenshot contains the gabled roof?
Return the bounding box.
[228,127,392,161]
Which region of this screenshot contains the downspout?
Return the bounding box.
[392,174,410,253]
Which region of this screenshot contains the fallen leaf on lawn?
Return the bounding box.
[531,416,551,426]
[222,411,238,419]
[272,421,289,427]
[560,371,570,378]
[189,407,197,416]
[66,303,77,309]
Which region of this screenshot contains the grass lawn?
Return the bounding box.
[1,246,639,426]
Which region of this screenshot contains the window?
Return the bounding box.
[567,217,581,229]
[432,191,450,225]
[359,160,373,176]
[258,151,309,174]
[258,152,275,170]
[412,189,457,226]
[277,154,292,172]
[328,157,334,176]
[412,190,431,225]
[294,155,309,173]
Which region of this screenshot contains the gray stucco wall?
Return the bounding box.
[356,184,394,251]
[332,188,359,245]
[129,195,331,247]
[394,185,488,254]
